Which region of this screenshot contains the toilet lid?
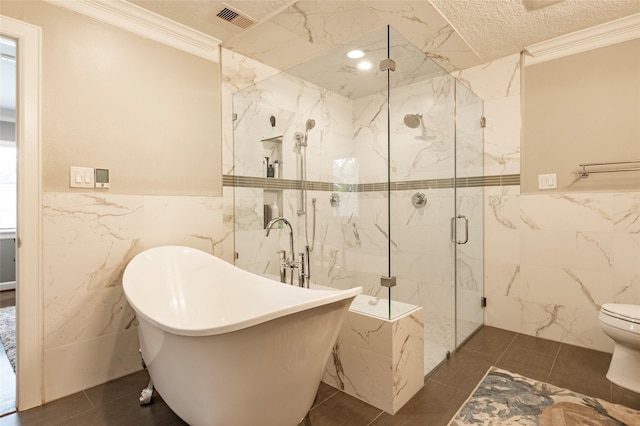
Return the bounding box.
[602,304,640,323]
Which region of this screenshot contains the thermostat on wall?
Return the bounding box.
[95,168,110,188]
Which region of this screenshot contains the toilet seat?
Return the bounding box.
[601,304,640,325]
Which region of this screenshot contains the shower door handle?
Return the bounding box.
[450,216,456,243]
[451,215,469,245]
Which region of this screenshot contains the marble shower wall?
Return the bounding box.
[42,191,233,401]
[229,52,468,314]
[228,43,640,356]
[456,52,640,353]
[229,58,355,279]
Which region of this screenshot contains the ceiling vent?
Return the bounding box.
[216,5,256,30]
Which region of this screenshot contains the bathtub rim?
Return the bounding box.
[123,245,362,337]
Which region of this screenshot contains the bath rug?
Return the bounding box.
[0,306,15,372]
[448,366,640,426]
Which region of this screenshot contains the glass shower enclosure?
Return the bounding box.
[232,26,484,375]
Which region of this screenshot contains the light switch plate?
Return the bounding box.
[70,166,94,188]
[538,173,557,190]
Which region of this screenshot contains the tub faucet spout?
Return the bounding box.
[265,217,296,284]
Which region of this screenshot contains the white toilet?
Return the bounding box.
[599,303,640,393]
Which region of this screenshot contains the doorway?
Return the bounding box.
[0,34,17,417]
[1,14,43,412]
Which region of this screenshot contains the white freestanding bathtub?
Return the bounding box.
[123,246,361,426]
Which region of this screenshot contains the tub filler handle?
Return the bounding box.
[277,250,287,283]
[299,251,309,288]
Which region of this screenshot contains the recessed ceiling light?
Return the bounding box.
[347,49,365,59]
[357,61,372,70]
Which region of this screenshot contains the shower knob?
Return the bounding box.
[411,192,427,208]
[330,193,340,207]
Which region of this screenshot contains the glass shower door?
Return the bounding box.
[454,81,484,344]
[387,26,457,374]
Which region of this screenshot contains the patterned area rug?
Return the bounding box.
[0,306,15,372]
[449,367,640,426]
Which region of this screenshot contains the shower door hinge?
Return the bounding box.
[379,58,396,72]
[480,116,486,128]
[481,296,487,308]
[380,275,397,288]
[232,113,238,121]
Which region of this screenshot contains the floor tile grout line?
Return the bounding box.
[545,342,563,383]
[308,389,340,412]
[427,376,473,394]
[366,410,385,425]
[82,390,96,410]
[494,332,519,366]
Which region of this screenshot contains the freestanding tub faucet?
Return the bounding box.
[264,216,305,287]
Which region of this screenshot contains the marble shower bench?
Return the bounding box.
[321,292,424,414]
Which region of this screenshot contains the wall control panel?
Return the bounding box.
[69,166,110,189]
[95,168,110,188]
[538,173,557,190]
[69,166,94,188]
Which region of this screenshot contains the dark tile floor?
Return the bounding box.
[1,326,639,425]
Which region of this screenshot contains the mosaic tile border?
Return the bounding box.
[223,174,520,192]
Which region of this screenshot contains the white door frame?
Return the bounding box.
[0,15,43,411]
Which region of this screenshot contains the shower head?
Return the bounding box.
[305,119,316,131]
[403,113,422,129]
[300,118,315,147]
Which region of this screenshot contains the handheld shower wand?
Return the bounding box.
[298,119,315,147]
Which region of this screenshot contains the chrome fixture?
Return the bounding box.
[138,349,154,405]
[304,119,316,143]
[293,119,317,287]
[380,276,397,288]
[411,192,427,208]
[379,57,396,72]
[403,113,422,129]
[296,119,317,249]
[265,216,308,287]
[578,159,640,179]
[330,192,340,207]
[265,217,295,285]
[450,215,469,245]
[295,119,316,148]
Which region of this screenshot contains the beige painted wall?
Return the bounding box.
[522,39,640,193]
[2,0,222,195]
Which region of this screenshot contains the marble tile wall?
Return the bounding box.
[322,306,424,414]
[457,53,640,353]
[225,40,640,361]
[229,52,469,316]
[42,192,232,401]
[484,189,640,352]
[226,47,489,391]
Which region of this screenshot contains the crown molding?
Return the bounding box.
[524,13,640,65]
[45,0,221,62]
